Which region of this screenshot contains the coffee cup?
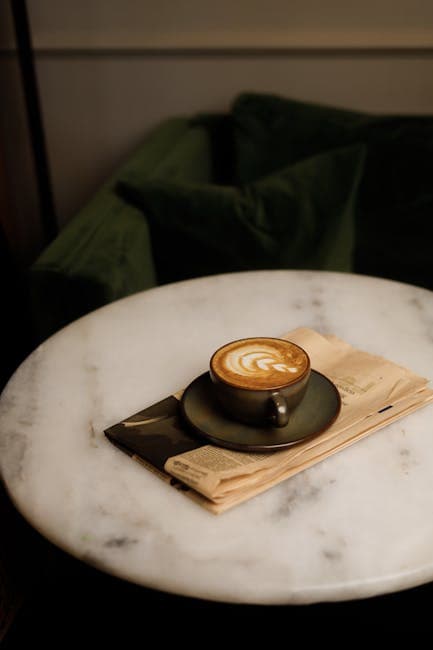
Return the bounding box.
[209,337,311,428]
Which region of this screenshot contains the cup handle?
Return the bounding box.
[268,393,289,428]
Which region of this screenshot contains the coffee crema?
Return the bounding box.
[211,337,309,390]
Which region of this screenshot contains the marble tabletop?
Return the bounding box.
[1,270,433,605]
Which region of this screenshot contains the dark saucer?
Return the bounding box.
[180,370,341,452]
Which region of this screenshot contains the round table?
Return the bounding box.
[1,270,433,605]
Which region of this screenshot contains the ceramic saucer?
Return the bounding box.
[180,370,341,452]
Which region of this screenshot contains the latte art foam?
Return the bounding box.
[211,338,309,390]
[225,346,300,377]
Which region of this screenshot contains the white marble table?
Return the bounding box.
[1,270,433,605]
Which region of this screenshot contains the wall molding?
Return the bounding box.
[3,3,433,54]
[3,27,433,57]
[2,46,433,59]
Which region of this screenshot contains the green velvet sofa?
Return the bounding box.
[30,92,433,341]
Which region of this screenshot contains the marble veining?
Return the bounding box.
[271,470,335,520]
[1,270,433,604]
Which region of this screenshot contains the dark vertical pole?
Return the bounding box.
[10,0,58,242]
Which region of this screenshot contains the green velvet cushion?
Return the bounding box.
[30,117,217,340]
[30,195,157,338]
[116,144,365,285]
[231,92,371,184]
[130,119,215,184]
[232,92,433,290]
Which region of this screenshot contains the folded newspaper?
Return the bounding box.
[105,328,433,514]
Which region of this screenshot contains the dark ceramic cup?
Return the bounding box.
[209,337,311,428]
